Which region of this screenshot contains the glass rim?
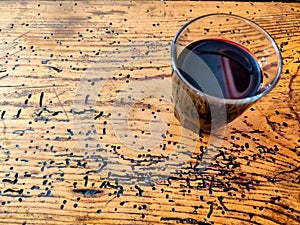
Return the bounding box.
[171,13,282,105]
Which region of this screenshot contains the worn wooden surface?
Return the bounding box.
[0,1,299,225]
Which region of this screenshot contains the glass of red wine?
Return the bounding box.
[171,14,282,133]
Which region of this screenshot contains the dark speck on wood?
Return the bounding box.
[48,66,63,73]
[94,111,104,120]
[135,185,144,196]
[39,92,44,107]
[217,196,228,211]
[73,189,103,197]
[16,109,22,119]
[2,173,18,184]
[4,189,23,195]
[207,202,214,218]
[1,110,5,119]
[83,175,89,187]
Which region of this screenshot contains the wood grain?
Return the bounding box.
[0,1,299,225]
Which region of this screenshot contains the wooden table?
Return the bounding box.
[0,1,299,224]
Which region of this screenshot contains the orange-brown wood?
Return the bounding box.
[0,1,299,224]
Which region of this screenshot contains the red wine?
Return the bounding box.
[176,38,262,99]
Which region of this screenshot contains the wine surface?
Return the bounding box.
[176,38,262,99]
